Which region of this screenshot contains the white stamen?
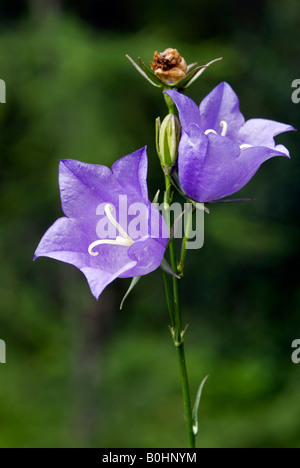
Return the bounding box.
[205,122,253,150]
[220,120,228,136]
[88,203,134,256]
[104,204,132,241]
[88,237,133,256]
[205,129,217,135]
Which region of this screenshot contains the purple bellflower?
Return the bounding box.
[34,147,168,299]
[166,83,295,202]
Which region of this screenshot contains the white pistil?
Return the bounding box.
[104,204,132,241]
[220,120,228,136]
[239,144,253,150]
[88,204,134,257]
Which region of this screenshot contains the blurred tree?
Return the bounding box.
[0,0,299,448]
[29,0,62,19]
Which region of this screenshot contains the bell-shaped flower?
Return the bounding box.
[165,83,295,202]
[34,148,168,299]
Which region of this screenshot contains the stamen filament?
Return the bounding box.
[240,144,253,149]
[88,203,134,256]
[220,120,228,136]
[88,236,133,256]
[205,129,217,135]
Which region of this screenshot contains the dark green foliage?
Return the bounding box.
[0,0,299,447]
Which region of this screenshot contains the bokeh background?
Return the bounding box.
[0,0,299,448]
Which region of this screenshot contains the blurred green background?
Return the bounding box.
[0,0,299,448]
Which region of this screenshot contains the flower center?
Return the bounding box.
[88,204,134,257]
[205,120,228,137]
[204,120,252,150]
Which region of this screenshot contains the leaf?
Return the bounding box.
[137,57,163,87]
[125,55,160,87]
[187,62,198,72]
[167,210,184,248]
[169,65,208,89]
[184,57,223,89]
[190,200,210,214]
[120,276,141,310]
[152,189,160,204]
[160,258,180,279]
[207,198,256,204]
[192,375,209,436]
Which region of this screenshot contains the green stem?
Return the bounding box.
[163,272,175,329]
[178,207,193,277]
[163,92,176,114]
[163,174,195,448]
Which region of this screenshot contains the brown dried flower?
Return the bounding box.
[150,48,187,83]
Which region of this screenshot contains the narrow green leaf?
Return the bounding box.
[187,62,198,72]
[120,276,141,310]
[160,258,180,279]
[126,55,160,87]
[137,58,163,87]
[190,200,210,214]
[166,210,184,248]
[207,198,255,204]
[168,65,207,89]
[192,375,209,436]
[152,189,160,205]
[184,57,223,89]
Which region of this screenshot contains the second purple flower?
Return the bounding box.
[166,83,295,202]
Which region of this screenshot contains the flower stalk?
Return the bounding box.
[159,111,195,448]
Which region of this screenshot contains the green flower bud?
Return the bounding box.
[157,114,181,172]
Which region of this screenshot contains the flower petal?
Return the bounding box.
[179,132,240,201]
[199,82,245,137]
[59,148,149,219]
[122,236,166,278]
[226,145,290,198]
[111,147,149,203]
[238,118,296,152]
[178,131,289,202]
[81,265,136,300]
[59,159,117,218]
[177,125,209,201]
[34,217,91,266]
[34,217,136,298]
[164,90,201,133]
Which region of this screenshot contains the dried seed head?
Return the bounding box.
[150,48,187,84]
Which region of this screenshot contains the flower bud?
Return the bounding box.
[150,48,187,84]
[158,114,181,171]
